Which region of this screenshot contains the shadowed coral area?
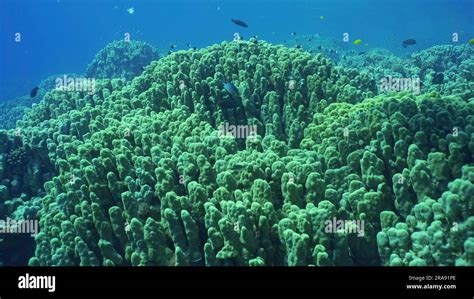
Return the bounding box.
[0,40,472,266]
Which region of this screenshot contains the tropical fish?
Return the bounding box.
[30,87,39,98]
[127,7,134,14]
[296,45,302,49]
[231,19,248,28]
[353,39,362,45]
[291,32,296,36]
[402,39,416,48]
[469,38,474,45]
[317,46,322,50]
[170,44,176,49]
[432,73,444,84]
[224,82,239,95]
[320,16,324,20]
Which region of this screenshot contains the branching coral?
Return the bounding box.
[1,40,472,267]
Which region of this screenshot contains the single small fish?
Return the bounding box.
[468,38,474,45]
[231,19,248,28]
[353,39,362,45]
[320,16,324,20]
[187,43,191,48]
[308,38,312,42]
[170,44,176,49]
[30,87,39,98]
[192,47,197,50]
[224,82,239,95]
[359,52,366,55]
[402,39,416,48]
[167,50,172,55]
[127,7,135,14]
[432,73,444,84]
[296,45,302,49]
[291,32,296,36]
[318,46,322,50]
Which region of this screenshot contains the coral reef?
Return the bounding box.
[0,74,81,130]
[1,40,472,267]
[340,45,474,99]
[86,40,160,81]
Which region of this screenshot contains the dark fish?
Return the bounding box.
[291,32,296,36]
[296,45,302,49]
[359,52,366,55]
[30,87,39,98]
[318,46,322,50]
[231,19,248,28]
[224,82,239,95]
[308,38,312,42]
[192,47,197,50]
[402,39,416,48]
[432,73,444,84]
[170,44,176,49]
[167,50,172,55]
[187,43,191,48]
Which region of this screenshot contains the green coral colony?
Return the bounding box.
[0,39,473,266]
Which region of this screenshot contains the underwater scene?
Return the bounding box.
[0,0,473,267]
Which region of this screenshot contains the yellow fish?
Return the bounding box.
[469,38,474,45]
[353,39,362,45]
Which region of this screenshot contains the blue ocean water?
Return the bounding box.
[0,0,473,101]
